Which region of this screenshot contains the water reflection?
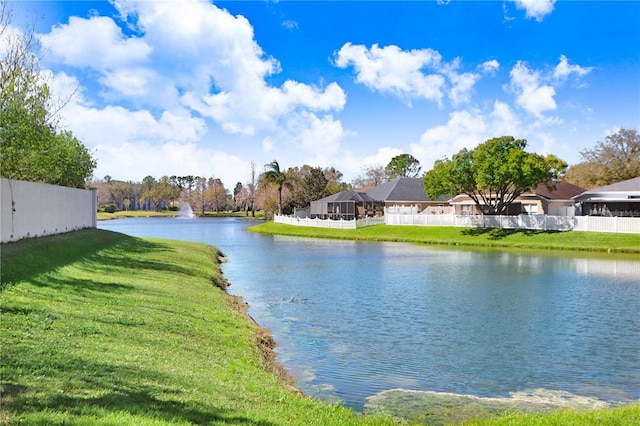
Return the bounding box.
[98,218,640,410]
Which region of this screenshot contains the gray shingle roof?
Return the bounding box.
[314,178,449,204]
[588,176,640,192]
[572,176,640,201]
[316,191,376,203]
[366,177,447,202]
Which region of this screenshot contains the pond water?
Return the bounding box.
[98,217,640,410]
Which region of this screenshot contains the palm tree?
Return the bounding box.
[261,160,294,216]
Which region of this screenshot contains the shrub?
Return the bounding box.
[98,204,116,213]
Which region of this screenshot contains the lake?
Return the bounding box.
[98,217,640,410]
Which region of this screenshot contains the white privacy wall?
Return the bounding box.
[1,178,97,243]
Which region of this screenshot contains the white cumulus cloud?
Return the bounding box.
[553,55,593,81]
[411,101,527,170]
[40,0,347,138]
[334,43,485,107]
[512,0,557,22]
[39,16,151,70]
[508,60,556,118]
[334,43,446,105]
[479,59,500,74]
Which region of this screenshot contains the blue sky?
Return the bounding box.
[9,0,640,187]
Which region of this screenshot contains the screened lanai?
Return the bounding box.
[310,191,383,220]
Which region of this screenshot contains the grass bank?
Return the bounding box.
[464,402,640,426]
[250,222,640,254]
[97,210,177,220]
[0,229,392,425]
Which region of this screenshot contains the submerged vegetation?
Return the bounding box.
[366,389,640,425]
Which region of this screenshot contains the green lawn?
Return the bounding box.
[97,210,178,220]
[250,222,640,254]
[1,228,638,425]
[463,402,640,426]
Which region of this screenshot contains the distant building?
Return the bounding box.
[309,191,382,220]
[449,181,585,216]
[309,177,447,219]
[518,181,586,216]
[572,177,640,217]
[365,177,449,211]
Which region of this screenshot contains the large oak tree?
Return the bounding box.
[565,128,639,189]
[423,136,567,215]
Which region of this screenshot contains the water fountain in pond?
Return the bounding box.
[178,202,195,219]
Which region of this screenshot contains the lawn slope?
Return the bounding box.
[0,229,392,425]
[250,222,640,254]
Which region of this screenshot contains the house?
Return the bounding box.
[309,191,383,220]
[518,181,586,216]
[309,177,446,219]
[449,181,586,216]
[572,177,640,217]
[449,194,522,216]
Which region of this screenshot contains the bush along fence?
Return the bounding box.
[275,212,640,234]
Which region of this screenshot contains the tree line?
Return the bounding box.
[95,175,231,214]
[95,153,421,217]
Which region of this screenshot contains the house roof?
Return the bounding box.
[587,176,640,192]
[314,191,377,203]
[365,177,447,202]
[573,176,640,202]
[523,181,586,200]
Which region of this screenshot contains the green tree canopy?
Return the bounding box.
[386,154,422,179]
[0,4,96,188]
[424,136,567,215]
[301,166,329,206]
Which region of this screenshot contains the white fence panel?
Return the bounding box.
[385,213,638,234]
[1,178,97,243]
[274,215,384,229]
[385,205,421,214]
[574,217,640,234]
[355,217,385,228]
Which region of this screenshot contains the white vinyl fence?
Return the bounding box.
[385,213,577,230]
[275,212,640,234]
[385,212,640,234]
[1,178,97,243]
[274,215,384,229]
[574,216,640,234]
